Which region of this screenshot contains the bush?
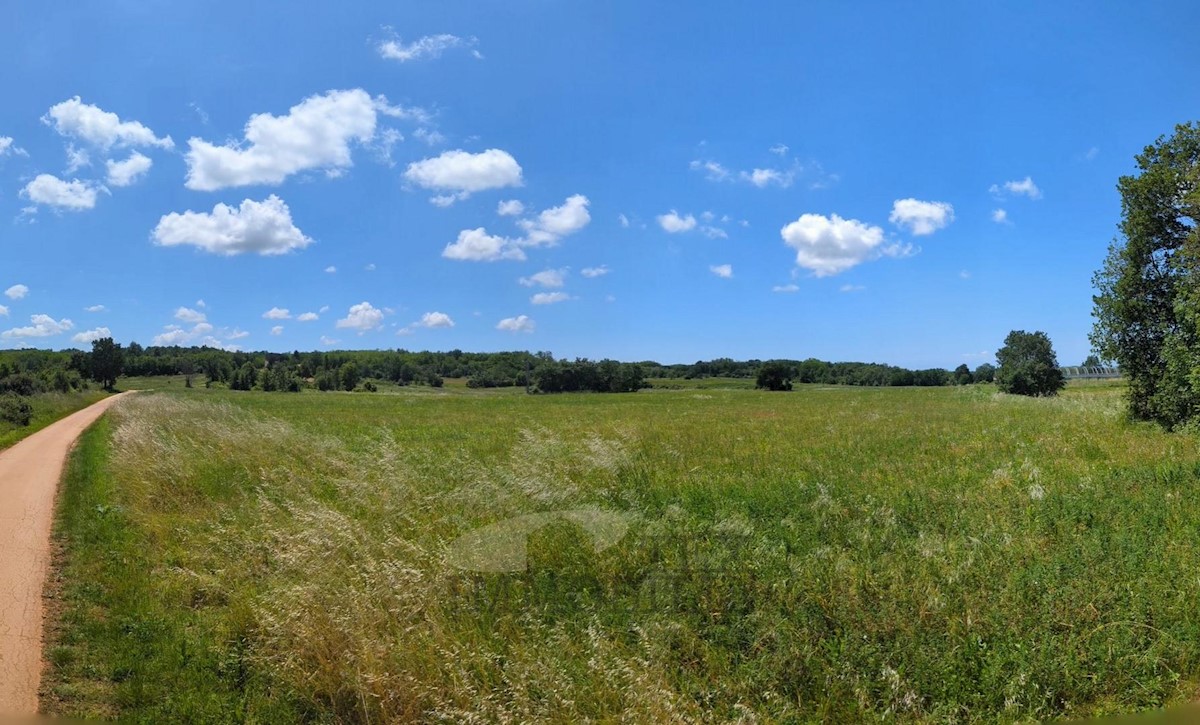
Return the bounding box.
[756,362,794,391]
[995,330,1065,397]
[0,373,43,396]
[0,394,33,426]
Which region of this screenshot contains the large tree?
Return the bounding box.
[90,337,123,391]
[995,330,1064,397]
[1091,122,1200,427]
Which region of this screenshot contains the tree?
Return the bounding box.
[1081,354,1102,369]
[1091,122,1200,427]
[756,361,793,391]
[952,364,973,385]
[89,337,123,391]
[995,330,1065,397]
[339,361,361,391]
[973,363,996,383]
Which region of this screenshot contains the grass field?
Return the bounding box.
[0,390,109,451]
[43,380,1200,721]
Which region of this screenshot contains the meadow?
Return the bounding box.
[0,389,108,451]
[43,380,1200,722]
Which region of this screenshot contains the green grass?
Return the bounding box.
[43,382,1200,721]
[0,390,108,451]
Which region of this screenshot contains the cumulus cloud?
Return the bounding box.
[85,304,107,313]
[65,145,90,174]
[991,209,1010,224]
[72,326,111,343]
[444,196,590,262]
[0,136,26,157]
[839,284,865,293]
[657,210,697,233]
[21,174,100,211]
[2,314,74,340]
[153,195,313,256]
[0,305,8,316]
[710,264,733,279]
[519,268,567,288]
[689,159,730,182]
[772,284,800,293]
[324,266,337,273]
[150,320,241,350]
[174,306,207,323]
[320,336,339,346]
[270,325,284,336]
[442,227,525,262]
[262,307,291,320]
[741,168,795,188]
[531,292,570,305]
[889,198,954,236]
[404,148,522,205]
[516,194,591,247]
[43,97,173,150]
[297,312,319,322]
[581,265,609,278]
[378,32,477,62]
[618,213,630,228]
[989,176,1042,200]
[497,199,525,216]
[5,284,28,300]
[105,152,153,187]
[496,315,535,333]
[184,89,385,190]
[335,301,384,333]
[417,311,454,328]
[781,213,910,277]
[769,143,789,157]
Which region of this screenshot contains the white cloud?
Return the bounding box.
[335,301,384,333]
[72,326,110,344]
[1085,147,1099,161]
[404,148,523,205]
[0,305,7,316]
[364,263,376,271]
[581,265,609,278]
[699,225,728,239]
[195,299,206,308]
[531,292,570,305]
[262,307,291,320]
[324,266,337,273]
[959,270,971,279]
[497,315,535,333]
[174,306,207,323]
[185,89,383,190]
[710,264,733,279]
[417,311,454,328]
[442,227,525,262]
[297,312,319,322]
[64,145,90,174]
[378,32,476,62]
[989,176,1042,200]
[497,199,525,216]
[516,194,591,247]
[839,284,865,293]
[889,198,954,236]
[43,97,173,150]
[0,136,22,157]
[319,305,329,313]
[5,284,28,300]
[781,213,909,277]
[519,268,567,288]
[414,127,446,146]
[320,336,339,346]
[772,284,799,293]
[769,143,789,157]
[105,152,153,187]
[153,195,312,256]
[21,174,99,211]
[689,159,730,182]
[2,314,74,340]
[85,304,107,313]
[741,167,794,188]
[991,208,1010,224]
[657,210,697,233]
[270,325,284,336]
[618,213,630,228]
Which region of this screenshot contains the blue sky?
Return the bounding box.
[1,1,1197,367]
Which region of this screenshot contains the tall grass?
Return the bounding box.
[0,389,108,450]
[45,382,1200,721]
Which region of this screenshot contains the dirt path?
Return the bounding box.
[0,392,132,715]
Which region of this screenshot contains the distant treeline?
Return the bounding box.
[0,344,999,395]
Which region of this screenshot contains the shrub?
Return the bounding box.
[0,394,33,426]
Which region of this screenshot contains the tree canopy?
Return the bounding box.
[1091,122,1200,427]
[995,330,1065,397]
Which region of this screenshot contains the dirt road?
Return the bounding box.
[0,392,131,715]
